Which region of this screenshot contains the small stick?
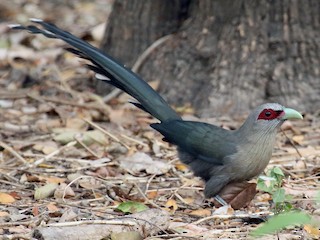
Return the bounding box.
[28,141,77,169]
[83,118,130,150]
[281,130,303,158]
[0,141,29,165]
[120,134,148,147]
[133,182,162,209]
[73,134,100,158]
[192,211,272,225]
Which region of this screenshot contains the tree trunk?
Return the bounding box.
[100,0,320,117]
[96,0,190,94]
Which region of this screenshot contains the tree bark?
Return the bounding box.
[97,0,190,94]
[100,0,320,117]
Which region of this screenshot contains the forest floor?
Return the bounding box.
[0,1,319,239]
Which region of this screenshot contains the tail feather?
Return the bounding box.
[11,19,181,122]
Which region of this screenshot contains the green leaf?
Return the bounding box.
[257,179,270,193]
[272,188,286,203]
[116,201,149,213]
[251,211,312,237]
[282,202,293,212]
[284,194,293,202]
[272,167,284,176]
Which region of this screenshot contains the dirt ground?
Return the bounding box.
[0,1,319,239]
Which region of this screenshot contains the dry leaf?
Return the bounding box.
[85,130,108,145]
[190,208,211,217]
[36,119,62,132]
[152,140,161,155]
[0,211,9,217]
[293,159,307,178]
[46,202,59,212]
[67,173,83,182]
[59,208,78,222]
[33,141,58,154]
[304,224,320,239]
[0,192,15,204]
[25,174,41,182]
[120,152,171,175]
[110,231,143,240]
[66,117,88,130]
[91,22,106,42]
[292,135,305,145]
[213,204,235,215]
[214,182,257,209]
[34,183,58,200]
[79,177,102,189]
[9,192,21,200]
[183,197,195,204]
[32,206,39,216]
[42,176,66,184]
[53,130,107,145]
[109,108,135,126]
[165,199,178,213]
[54,183,75,199]
[147,191,158,199]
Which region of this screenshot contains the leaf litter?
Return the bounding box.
[0,1,319,239]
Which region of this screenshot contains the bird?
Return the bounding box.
[10,19,303,202]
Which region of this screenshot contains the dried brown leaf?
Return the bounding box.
[46,202,59,212]
[120,152,171,175]
[79,177,102,190]
[146,191,158,200]
[33,141,58,154]
[109,108,135,126]
[42,176,66,184]
[165,199,178,213]
[54,183,75,199]
[292,135,305,145]
[0,192,15,204]
[214,182,257,209]
[304,224,320,239]
[0,211,10,217]
[59,208,79,222]
[36,119,62,132]
[189,208,211,217]
[66,117,88,130]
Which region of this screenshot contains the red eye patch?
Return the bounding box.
[258,109,284,120]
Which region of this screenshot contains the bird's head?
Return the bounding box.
[238,103,303,134]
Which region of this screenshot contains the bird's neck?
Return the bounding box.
[235,121,280,153]
[232,123,280,180]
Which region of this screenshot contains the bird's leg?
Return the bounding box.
[204,175,230,199]
[214,195,228,206]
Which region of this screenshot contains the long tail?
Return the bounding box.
[10,19,181,122]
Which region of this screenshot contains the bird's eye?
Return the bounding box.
[258,109,283,120]
[264,111,271,117]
